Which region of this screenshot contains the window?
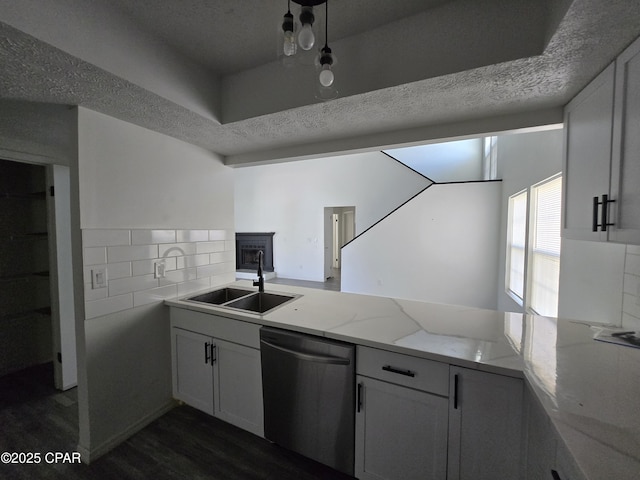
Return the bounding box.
[483,136,498,180]
[506,174,562,316]
[506,190,527,303]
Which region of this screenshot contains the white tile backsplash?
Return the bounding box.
[622,247,640,329]
[159,268,197,286]
[176,253,210,269]
[109,274,158,296]
[82,229,130,247]
[83,247,107,266]
[158,242,198,257]
[177,229,209,242]
[83,228,235,319]
[210,250,234,264]
[108,244,158,263]
[131,229,176,245]
[177,278,212,296]
[196,241,225,254]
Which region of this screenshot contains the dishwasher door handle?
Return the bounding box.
[261,339,351,365]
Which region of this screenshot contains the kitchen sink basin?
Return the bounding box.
[225,292,297,314]
[185,287,299,314]
[187,287,254,305]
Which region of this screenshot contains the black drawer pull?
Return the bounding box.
[382,365,415,377]
[551,469,562,480]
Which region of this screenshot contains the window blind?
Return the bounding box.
[529,176,562,316]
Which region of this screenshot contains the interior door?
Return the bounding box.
[48,164,77,390]
[323,207,334,279]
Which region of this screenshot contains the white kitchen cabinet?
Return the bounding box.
[563,35,640,245]
[355,347,449,480]
[609,35,640,244]
[525,385,558,480]
[562,63,615,242]
[448,366,525,480]
[172,327,214,415]
[213,338,263,435]
[170,308,264,437]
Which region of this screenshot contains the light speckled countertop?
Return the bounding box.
[166,281,640,480]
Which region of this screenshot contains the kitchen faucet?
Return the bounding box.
[253,250,264,293]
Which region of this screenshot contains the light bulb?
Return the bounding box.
[283,30,296,56]
[319,64,334,87]
[298,23,315,50]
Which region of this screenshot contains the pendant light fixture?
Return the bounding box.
[318,1,334,87]
[280,0,337,95]
[297,5,316,51]
[281,0,297,57]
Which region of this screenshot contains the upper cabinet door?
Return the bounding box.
[610,36,640,244]
[562,63,615,242]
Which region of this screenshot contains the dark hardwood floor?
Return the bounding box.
[0,363,354,480]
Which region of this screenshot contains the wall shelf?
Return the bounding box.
[0,159,52,376]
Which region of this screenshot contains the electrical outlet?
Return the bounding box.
[154,261,166,279]
[91,268,107,289]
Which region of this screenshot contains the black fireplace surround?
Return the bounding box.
[236,232,275,272]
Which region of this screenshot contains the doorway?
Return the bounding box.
[0,158,76,391]
[324,206,356,286]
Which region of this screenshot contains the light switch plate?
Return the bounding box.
[91,268,107,289]
[154,261,166,279]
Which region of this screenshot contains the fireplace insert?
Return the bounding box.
[236,232,274,271]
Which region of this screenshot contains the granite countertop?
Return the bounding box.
[165,280,640,480]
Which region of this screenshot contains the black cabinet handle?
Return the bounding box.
[204,342,211,364]
[211,344,217,363]
[601,194,615,231]
[382,365,415,377]
[357,383,363,412]
[593,194,616,232]
[454,374,459,409]
[551,469,562,480]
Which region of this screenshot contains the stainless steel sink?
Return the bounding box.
[187,287,254,305]
[185,287,298,314]
[226,292,297,314]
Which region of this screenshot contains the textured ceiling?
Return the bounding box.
[1,0,640,165]
[107,0,449,75]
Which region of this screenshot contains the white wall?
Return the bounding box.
[234,152,430,281]
[76,108,235,461]
[384,138,483,182]
[341,182,501,310]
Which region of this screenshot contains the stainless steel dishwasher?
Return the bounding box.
[260,326,355,475]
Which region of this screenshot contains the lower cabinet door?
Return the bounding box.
[172,328,214,415]
[448,367,524,480]
[355,375,448,480]
[213,338,264,436]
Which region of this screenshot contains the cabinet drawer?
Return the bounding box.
[357,346,448,396]
[170,307,260,348]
